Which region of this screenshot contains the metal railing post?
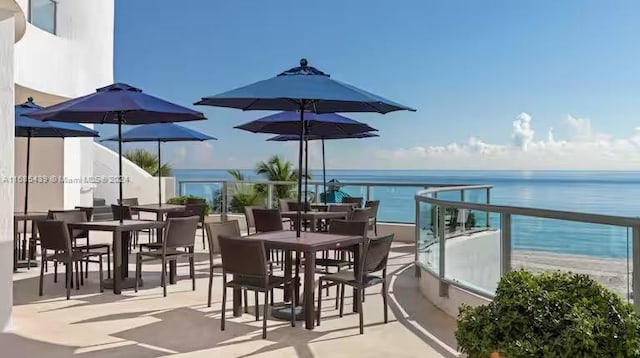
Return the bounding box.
[414,198,421,277]
[221,181,228,222]
[178,181,183,197]
[486,187,491,228]
[267,183,274,209]
[366,185,371,202]
[438,205,448,297]
[314,184,319,202]
[500,213,511,277]
[633,226,640,313]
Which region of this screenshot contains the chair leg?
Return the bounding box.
[254,291,259,321]
[335,282,340,310]
[290,280,295,327]
[190,254,196,291]
[262,289,268,339]
[65,263,71,300]
[358,288,364,334]
[244,289,249,313]
[107,247,111,279]
[202,225,206,250]
[54,260,58,283]
[79,259,84,286]
[75,261,80,290]
[135,254,141,292]
[339,284,345,317]
[270,288,274,306]
[99,257,104,293]
[316,279,323,326]
[221,277,227,331]
[38,257,45,296]
[382,279,388,323]
[161,257,167,297]
[207,266,214,307]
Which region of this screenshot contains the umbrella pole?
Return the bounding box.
[322,138,326,204]
[295,106,304,237]
[22,132,31,261]
[158,140,162,206]
[118,114,124,223]
[304,137,308,211]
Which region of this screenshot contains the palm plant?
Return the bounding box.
[225,168,263,212]
[255,155,307,199]
[123,149,172,176]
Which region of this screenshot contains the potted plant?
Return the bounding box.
[456,270,640,357]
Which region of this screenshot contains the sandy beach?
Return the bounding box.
[513,250,633,300]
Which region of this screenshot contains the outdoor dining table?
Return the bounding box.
[280,210,349,232]
[309,202,359,212]
[131,203,186,221]
[67,220,165,294]
[13,211,48,270]
[233,230,363,330]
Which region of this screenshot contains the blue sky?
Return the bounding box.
[107,0,640,170]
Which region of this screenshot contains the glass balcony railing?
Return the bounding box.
[29,0,57,34]
[415,187,638,310]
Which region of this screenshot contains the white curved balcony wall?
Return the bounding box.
[93,143,176,206]
[0,7,15,332]
[12,0,114,211]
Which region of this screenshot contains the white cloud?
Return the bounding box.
[376,113,640,170]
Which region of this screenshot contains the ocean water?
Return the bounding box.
[174,169,640,259]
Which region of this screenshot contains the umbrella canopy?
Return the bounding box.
[266,132,379,141]
[195,58,414,237]
[26,83,207,222]
[16,98,99,138]
[195,59,416,114]
[236,112,377,136]
[101,123,216,142]
[267,132,379,203]
[27,83,206,124]
[102,123,216,205]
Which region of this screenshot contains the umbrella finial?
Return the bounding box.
[27,97,34,103]
[300,58,308,67]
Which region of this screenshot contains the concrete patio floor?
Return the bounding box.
[8,231,460,358]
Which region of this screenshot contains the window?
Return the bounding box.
[28,0,57,34]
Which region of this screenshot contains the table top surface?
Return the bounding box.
[131,204,185,212]
[67,219,165,232]
[280,211,349,219]
[310,202,358,207]
[14,212,48,220]
[249,230,362,251]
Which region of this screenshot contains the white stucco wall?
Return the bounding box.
[0,10,15,332]
[13,0,114,212]
[93,143,176,206]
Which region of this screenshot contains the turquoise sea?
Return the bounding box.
[174,169,640,259]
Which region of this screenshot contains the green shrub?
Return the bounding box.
[456,270,640,357]
[167,195,211,215]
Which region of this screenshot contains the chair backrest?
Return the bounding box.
[118,198,139,206]
[111,204,132,220]
[342,196,363,208]
[163,216,199,249]
[287,201,310,212]
[243,205,265,232]
[74,206,94,221]
[350,207,373,222]
[328,219,367,238]
[49,209,88,238]
[185,203,206,221]
[218,234,269,278]
[278,199,290,212]
[364,200,380,217]
[361,234,394,274]
[204,220,240,256]
[36,220,73,254]
[253,208,283,233]
[185,197,206,204]
[166,209,197,219]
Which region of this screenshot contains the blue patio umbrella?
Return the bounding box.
[102,123,216,206]
[27,83,206,222]
[15,98,99,260]
[267,132,379,204]
[195,58,414,237]
[235,111,378,136]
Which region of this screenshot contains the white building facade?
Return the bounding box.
[0,0,114,331]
